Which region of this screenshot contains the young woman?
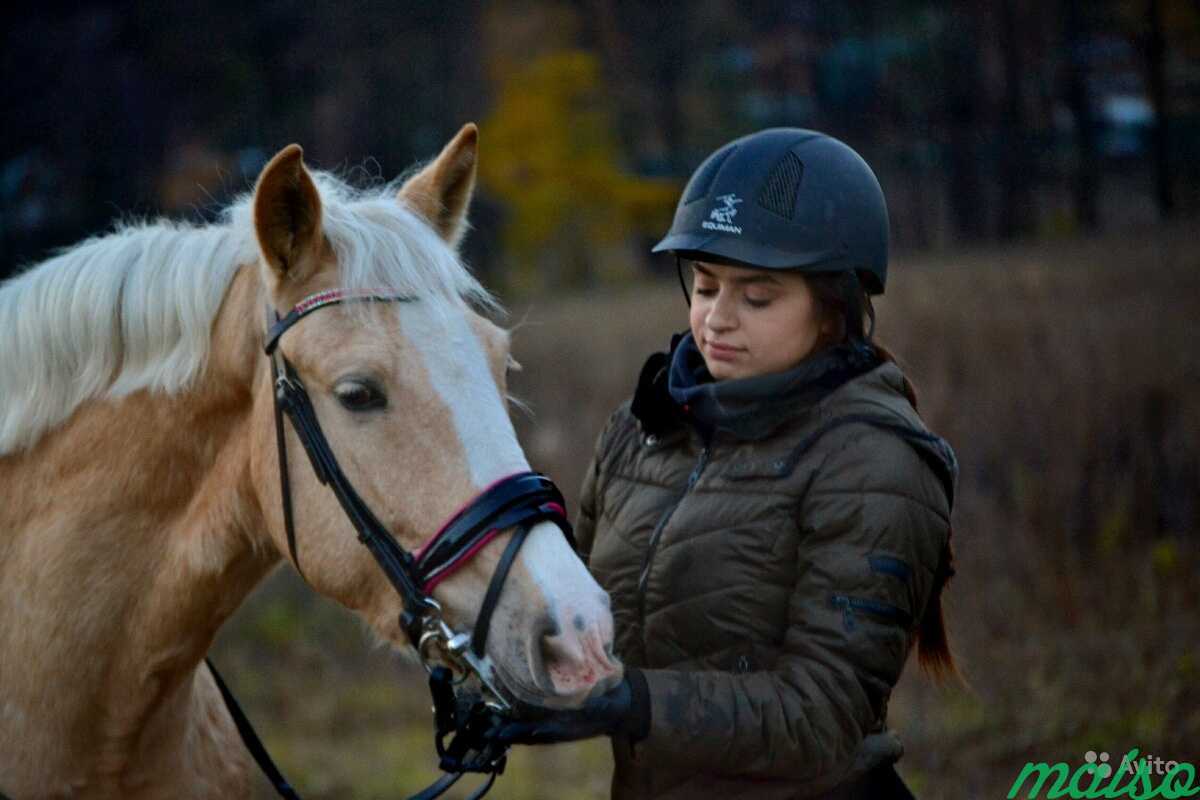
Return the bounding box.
[489,129,958,800]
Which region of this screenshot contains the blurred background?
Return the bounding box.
[3,1,1198,798]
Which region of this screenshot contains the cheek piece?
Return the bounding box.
[210,288,579,800]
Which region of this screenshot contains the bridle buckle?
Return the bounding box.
[274,373,300,400]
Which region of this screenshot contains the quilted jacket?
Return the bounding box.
[576,335,957,799]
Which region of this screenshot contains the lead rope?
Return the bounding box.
[211,654,501,800]
[206,659,301,800]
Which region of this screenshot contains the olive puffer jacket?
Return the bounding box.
[576,337,957,800]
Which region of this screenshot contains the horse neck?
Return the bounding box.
[0,263,276,784]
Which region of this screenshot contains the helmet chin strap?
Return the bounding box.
[675,255,690,308]
[844,269,876,342]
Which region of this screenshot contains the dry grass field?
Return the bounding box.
[215,221,1199,799]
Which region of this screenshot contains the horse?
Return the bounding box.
[0,124,621,799]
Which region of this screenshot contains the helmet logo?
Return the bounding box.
[702,193,743,235]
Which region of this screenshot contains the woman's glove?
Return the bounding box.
[484,668,650,745]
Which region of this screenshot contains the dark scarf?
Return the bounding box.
[632,332,880,441]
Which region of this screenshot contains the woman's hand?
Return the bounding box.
[484,669,650,745]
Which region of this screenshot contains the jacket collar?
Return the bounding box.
[633,332,880,441]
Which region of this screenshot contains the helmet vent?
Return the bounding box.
[683,145,735,204]
[757,152,804,218]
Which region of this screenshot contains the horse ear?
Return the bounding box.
[398,123,477,250]
[253,144,324,282]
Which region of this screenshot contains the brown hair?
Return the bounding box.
[804,270,962,685]
[805,272,919,408]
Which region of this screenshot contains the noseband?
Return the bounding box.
[213,288,576,800]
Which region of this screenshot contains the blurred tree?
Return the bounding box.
[588,0,690,175]
[1144,0,1175,218]
[479,48,676,292]
[0,7,165,272]
[4,0,1199,279]
[585,0,764,192]
[998,0,1038,238]
[941,3,989,242]
[1114,0,1200,215]
[0,2,495,276]
[1063,0,1102,232]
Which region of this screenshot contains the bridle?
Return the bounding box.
[211,288,576,800]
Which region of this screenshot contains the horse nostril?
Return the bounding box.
[535,609,623,699]
[535,613,561,643]
[538,616,575,666]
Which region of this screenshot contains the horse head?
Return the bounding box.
[247,125,620,708]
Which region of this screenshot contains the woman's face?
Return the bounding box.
[688,261,826,381]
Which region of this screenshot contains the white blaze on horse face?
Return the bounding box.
[399,302,620,701]
[398,302,527,484]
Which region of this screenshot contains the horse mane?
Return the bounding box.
[0,171,497,456]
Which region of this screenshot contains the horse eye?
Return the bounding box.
[334,380,387,412]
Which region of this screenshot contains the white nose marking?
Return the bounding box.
[520,521,619,695]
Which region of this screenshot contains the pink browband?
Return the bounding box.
[265,288,409,355]
[293,288,391,314]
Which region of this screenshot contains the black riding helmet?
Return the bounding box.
[653,128,889,295]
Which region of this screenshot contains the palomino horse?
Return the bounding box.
[0,125,620,798]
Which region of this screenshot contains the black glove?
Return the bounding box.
[483,668,651,746]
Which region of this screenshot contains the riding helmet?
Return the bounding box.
[653,128,889,294]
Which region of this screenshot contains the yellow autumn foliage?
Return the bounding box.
[480,49,678,291]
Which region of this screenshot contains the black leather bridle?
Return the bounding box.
[211,288,576,800]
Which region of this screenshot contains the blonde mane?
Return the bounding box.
[0,172,495,456]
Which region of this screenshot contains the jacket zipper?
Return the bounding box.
[830,594,913,632]
[636,444,711,633]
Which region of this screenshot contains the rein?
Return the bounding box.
[212,288,575,800]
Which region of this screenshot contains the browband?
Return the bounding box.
[265,289,412,355]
